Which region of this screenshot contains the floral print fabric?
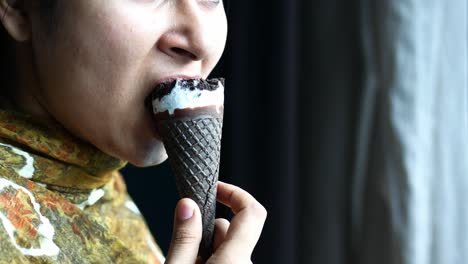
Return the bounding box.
[0,110,164,263]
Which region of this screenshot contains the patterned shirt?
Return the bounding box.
[0,110,165,263]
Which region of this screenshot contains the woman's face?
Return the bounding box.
[27,0,227,166]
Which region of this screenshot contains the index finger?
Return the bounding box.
[216,182,267,258]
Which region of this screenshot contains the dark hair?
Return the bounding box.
[1,1,57,98]
[35,0,59,26]
[0,23,16,97]
[36,0,57,12]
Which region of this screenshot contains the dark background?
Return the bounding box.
[0,0,363,262]
[123,0,363,263]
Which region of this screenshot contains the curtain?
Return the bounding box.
[352,1,468,264]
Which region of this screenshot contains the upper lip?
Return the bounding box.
[155,74,202,87]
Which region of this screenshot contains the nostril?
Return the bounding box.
[170,47,198,60]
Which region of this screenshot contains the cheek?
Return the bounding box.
[68,7,164,104]
[216,11,228,49]
[203,11,228,75]
[35,7,157,108]
[30,6,160,149]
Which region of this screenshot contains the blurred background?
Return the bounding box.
[124,0,467,263]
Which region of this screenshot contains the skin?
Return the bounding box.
[2,0,228,166]
[1,0,267,262]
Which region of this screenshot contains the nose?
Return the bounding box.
[158,0,211,62]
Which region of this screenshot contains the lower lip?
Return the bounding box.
[147,75,202,139]
[155,75,202,87]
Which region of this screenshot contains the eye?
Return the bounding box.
[200,0,222,7]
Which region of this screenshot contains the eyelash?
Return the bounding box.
[203,0,222,6]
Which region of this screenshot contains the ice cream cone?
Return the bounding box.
[148,78,224,260]
[158,114,222,259]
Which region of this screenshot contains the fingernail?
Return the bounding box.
[177,202,194,221]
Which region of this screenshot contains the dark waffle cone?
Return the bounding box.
[158,115,223,260]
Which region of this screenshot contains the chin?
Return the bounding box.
[126,142,168,168]
[129,153,168,168]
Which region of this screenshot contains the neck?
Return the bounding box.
[3,43,54,121]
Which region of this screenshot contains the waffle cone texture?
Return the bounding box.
[158,115,223,260]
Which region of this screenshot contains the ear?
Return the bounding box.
[0,0,31,42]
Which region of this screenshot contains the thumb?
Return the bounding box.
[166,198,202,264]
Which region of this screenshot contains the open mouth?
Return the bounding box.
[146,75,203,112]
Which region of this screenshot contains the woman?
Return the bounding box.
[0,0,266,263]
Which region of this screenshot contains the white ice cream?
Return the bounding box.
[152,79,224,115]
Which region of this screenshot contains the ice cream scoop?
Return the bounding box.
[148,78,225,260]
[151,78,224,116]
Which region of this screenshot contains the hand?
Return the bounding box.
[165,181,267,264]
